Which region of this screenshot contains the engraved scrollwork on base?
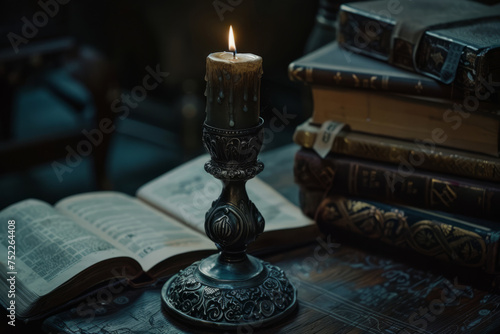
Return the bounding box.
[161,260,297,328]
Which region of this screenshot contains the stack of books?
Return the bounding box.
[289,0,500,275]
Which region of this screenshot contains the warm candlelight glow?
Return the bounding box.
[228,25,236,55]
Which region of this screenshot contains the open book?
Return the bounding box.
[0,155,316,320]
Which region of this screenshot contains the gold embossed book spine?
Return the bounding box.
[297,189,500,274]
[292,121,500,183]
[294,148,500,221]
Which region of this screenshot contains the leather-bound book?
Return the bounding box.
[293,120,500,182]
[337,0,500,101]
[294,148,500,221]
[289,41,455,100]
[298,189,500,274]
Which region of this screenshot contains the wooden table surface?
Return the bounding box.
[41,239,500,333]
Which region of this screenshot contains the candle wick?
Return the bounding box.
[233,50,236,59]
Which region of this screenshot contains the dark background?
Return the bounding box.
[0,0,327,209]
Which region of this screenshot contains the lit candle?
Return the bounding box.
[205,25,263,129]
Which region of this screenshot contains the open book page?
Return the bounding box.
[0,199,123,298]
[136,154,314,235]
[55,192,214,272]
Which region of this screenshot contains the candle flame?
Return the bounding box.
[228,25,236,55]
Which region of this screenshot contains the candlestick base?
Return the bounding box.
[161,254,297,329]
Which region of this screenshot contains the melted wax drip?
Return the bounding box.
[204,74,209,99]
[209,64,259,128]
[243,83,248,113]
[223,69,234,128]
[217,75,223,104]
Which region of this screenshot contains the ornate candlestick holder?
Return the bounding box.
[161,118,297,329]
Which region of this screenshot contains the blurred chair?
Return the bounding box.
[0,37,119,189]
